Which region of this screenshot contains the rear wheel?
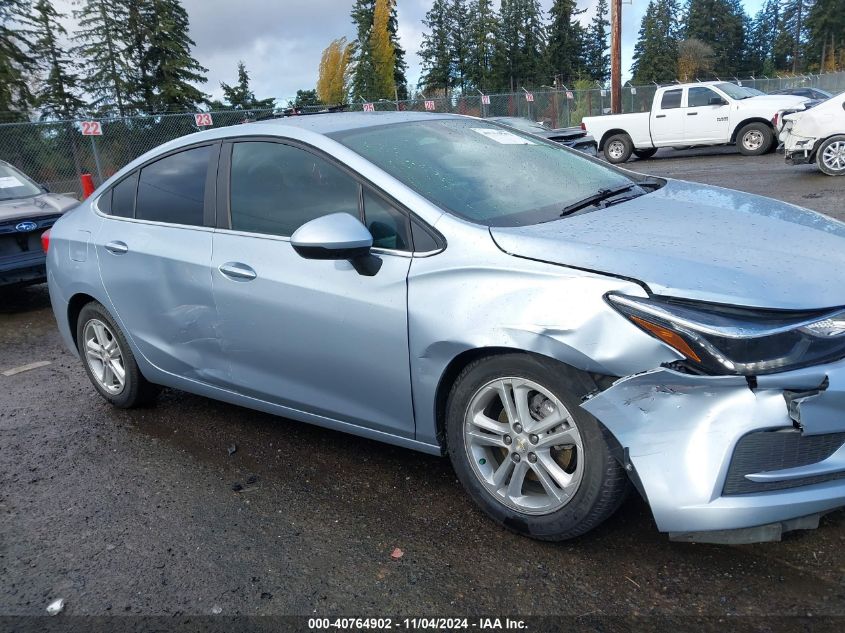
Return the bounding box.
[737,122,774,156]
[633,148,658,160]
[816,135,845,176]
[446,353,628,541]
[76,302,159,408]
[603,134,633,164]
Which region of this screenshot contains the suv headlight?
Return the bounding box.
[607,293,845,376]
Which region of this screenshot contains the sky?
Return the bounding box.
[55,0,768,104]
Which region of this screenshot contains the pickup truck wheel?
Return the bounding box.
[816,136,845,176]
[603,134,633,164]
[737,123,773,156]
[633,148,658,160]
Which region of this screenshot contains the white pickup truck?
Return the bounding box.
[582,81,809,164]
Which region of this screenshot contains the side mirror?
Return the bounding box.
[709,97,726,106]
[291,212,381,275]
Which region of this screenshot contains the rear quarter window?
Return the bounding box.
[135,146,211,226]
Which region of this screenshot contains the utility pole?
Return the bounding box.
[610,0,622,114]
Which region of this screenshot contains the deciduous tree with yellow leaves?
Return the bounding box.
[370,0,396,99]
[317,37,352,104]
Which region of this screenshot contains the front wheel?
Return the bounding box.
[737,122,774,156]
[816,135,845,176]
[76,302,159,408]
[603,134,633,164]
[445,353,628,541]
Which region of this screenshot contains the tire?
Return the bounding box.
[737,122,774,156]
[445,353,628,541]
[633,148,658,160]
[603,134,633,164]
[76,301,159,408]
[816,135,845,176]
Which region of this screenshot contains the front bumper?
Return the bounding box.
[582,358,845,541]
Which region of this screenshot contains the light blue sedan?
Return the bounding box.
[46,112,845,543]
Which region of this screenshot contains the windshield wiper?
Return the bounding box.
[559,183,637,217]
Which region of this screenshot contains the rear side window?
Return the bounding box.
[135,146,210,225]
[229,141,359,237]
[110,172,138,218]
[660,90,682,110]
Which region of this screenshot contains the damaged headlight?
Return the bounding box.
[608,293,845,376]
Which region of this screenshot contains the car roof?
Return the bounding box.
[253,110,461,135]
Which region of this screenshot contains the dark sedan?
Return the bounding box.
[488,116,597,155]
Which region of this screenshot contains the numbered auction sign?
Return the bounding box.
[195,113,213,127]
[81,121,103,136]
[481,94,490,105]
[566,91,574,100]
[363,103,375,112]
[525,92,534,102]
[424,100,435,111]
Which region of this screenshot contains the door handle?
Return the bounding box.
[219,262,257,281]
[104,240,128,254]
[655,114,666,119]
[687,112,698,116]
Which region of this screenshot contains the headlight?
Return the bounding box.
[607,293,845,376]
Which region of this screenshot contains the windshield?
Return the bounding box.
[0,163,42,201]
[716,83,760,100]
[331,119,636,226]
[494,117,548,133]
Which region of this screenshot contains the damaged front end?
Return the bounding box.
[582,294,845,543]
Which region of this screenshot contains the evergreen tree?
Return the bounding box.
[0,0,35,120]
[418,0,453,94]
[685,0,747,76]
[451,0,473,92]
[73,0,129,116]
[806,0,844,71]
[779,0,810,72]
[370,0,396,99]
[387,1,408,99]
[631,0,681,83]
[747,0,784,74]
[492,0,546,91]
[289,89,320,108]
[466,0,497,91]
[350,0,407,100]
[585,0,610,82]
[220,61,274,110]
[31,0,84,119]
[146,0,207,111]
[547,0,585,87]
[124,0,156,113]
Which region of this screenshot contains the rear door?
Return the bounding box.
[649,88,685,146]
[95,142,225,382]
[209,139,415,436]
[683,86,731,143]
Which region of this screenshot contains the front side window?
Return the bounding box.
[363,189,411,251]
[660,89,682,109]
[688,87,720,108]
[229,141,359,237]
[331,119,636,227]
[135,145,211,225]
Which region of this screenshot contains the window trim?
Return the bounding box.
[219,136,445,256]
[93,140,221,229]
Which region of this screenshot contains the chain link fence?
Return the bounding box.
[2,71,844,199]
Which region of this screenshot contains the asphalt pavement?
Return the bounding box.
[2,149,845,626]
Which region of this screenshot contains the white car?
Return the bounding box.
[582,82,809,163]
[779,91,845,176]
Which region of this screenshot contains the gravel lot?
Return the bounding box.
[2,149,845,625]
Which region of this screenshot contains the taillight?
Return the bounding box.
[580,121,586,131]
[41,229,51,253]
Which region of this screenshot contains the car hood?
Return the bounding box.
[0,193,78,223]
[489,179,845,310]
[749,94,809,107]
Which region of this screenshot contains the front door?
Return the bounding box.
[684,86,732,143]
[210,140,415,437]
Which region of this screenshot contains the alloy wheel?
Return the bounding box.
[463,377,584,515]
[822,141,845,172]
[83,319,126,395]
